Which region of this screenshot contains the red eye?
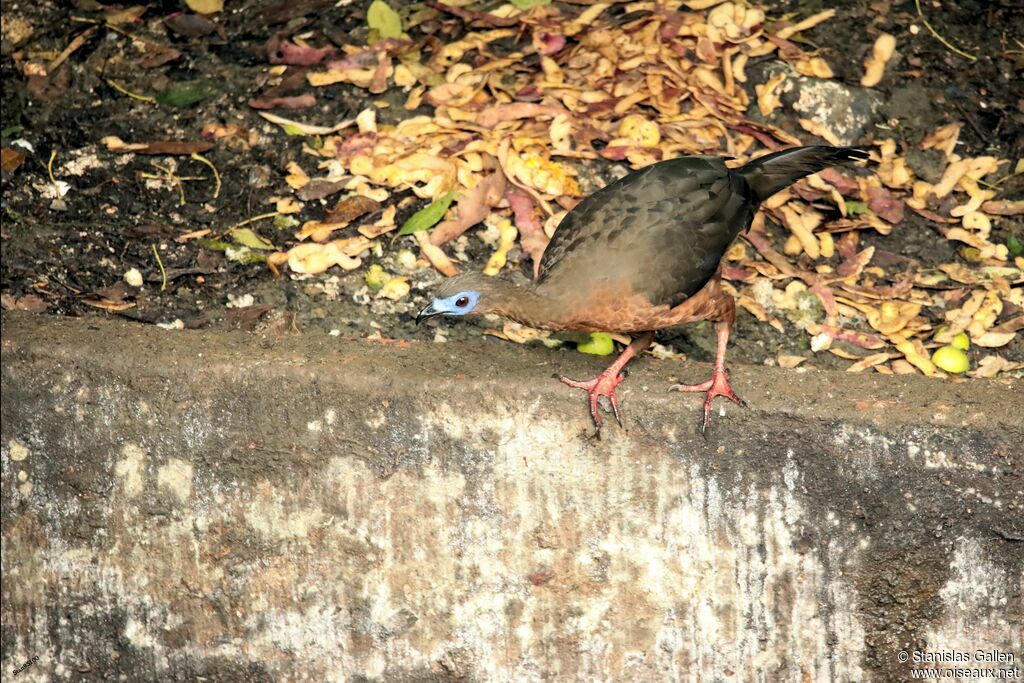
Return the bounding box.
[455,296,470,307]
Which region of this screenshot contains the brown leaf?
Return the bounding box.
[980,200,1024,216]
[415,231,459,277]
[249,94,317,110]
[535,31,566,56]
[426,1,520,27]
[809,283,838,317]
[82,298,136,312]
[866,186,904,223]
[816,168,861,195]
[326,195,380,224]
[430,170,506,245]
[990,315,1024,335]
[1,147,26,177]
[813,324,888,350]
[296,179,348,201]
[267,35,333,66]
[722,265,756,282]
[908,205,957,224]
[101,137,214,155]
[507,191,549,279]
[165,13,219,38]
[0,293,48,313]
[104,5,147,24]
[970,355,1022,378]
[836,246,875,280]
[476,103,570,129]
[140,45,182,69]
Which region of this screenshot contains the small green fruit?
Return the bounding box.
[577,332,615,356]
[951,332,970,350]
[365,264,390,291]
[931,345,969,374]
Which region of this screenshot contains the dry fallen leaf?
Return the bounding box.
[483,218,518,276]
[861,33,895,87]
[415,231,459,277]
[755,72,786,117]
[101,136,214,155]
[275,241,364,274]
[430,169,506,245]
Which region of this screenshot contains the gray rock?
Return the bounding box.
[748,61,883,145]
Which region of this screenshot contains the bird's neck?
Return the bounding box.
[485,279,561,329]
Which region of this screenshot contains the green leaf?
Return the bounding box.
[273,215,300,229]
[1008,235,1023,257]
[281,123,306,136]
[845,200,869,216]
[398,191,456,235]
[367,0,403,39]
[155,79,216,108]
[577,332,615,356]
[225,247,267,264]
[230,228,275,250]
[197,239,235,251]
[509,0,552,8]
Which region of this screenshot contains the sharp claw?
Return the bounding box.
[610,394,623,428]
[672,369,744,436]
[558,367,629,437]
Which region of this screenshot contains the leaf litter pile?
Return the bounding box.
[2,0,1022,380]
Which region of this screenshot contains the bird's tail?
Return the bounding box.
[738,145,869,203]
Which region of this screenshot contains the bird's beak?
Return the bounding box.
[416,301,442,325]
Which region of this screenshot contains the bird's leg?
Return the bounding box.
[558,331,655,436]
[669,321,745,435]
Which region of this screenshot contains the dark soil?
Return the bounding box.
[1,0,1021,369]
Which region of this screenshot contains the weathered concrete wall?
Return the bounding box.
[2,312,1022,682]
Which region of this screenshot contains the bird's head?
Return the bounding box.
[416,272,505,324]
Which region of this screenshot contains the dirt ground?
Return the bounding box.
[1,0,1021,370]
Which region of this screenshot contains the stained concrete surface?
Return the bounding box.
[1,312,1022,682]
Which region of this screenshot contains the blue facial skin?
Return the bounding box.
[416,290,480,323]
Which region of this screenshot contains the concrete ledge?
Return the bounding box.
[2,312,1022,681]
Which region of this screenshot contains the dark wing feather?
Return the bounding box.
[535,156,755,307]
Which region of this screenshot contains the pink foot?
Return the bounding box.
[558,369,626,436]
[669,368,745,436]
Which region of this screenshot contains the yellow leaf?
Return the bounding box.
[894,338,941,376]
[617,115,660,147]
[284,162,310,189]
[755,72,786,117]
[285,241,362,274]
[866,301,921,336]
[861,33,895,87]
[794,57,833,79]
[483,219,518,276]
[186,0,224,14]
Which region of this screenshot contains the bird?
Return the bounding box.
[417,145,869,436]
